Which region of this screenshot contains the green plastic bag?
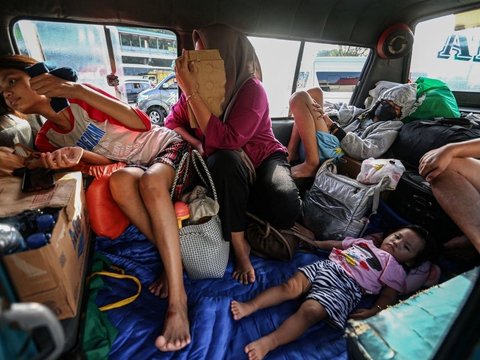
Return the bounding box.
[403,77,460,123]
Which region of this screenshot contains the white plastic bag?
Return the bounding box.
[356,158,405,190]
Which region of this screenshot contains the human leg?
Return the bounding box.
[286,122,301,163]
[243,261,362,359]
[110,167,170,297]
[286,89,324,162]
[306,87,324,104]
[249,152,301,229]
[430,157,480,253]
[137,163,190,351]
[231,231,255,284]
[244,299,327,360]
[207,150,255,284]
[110,167,154,240]
[231,271,310,320]
[288,91,319,178]
[288,89,328,178]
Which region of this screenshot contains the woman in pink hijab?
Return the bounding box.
[165,23,301,286]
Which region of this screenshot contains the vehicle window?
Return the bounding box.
[12,20,371,116]
[249,37,300,117]
[410,8,480,93]
[163,76,177,89]
[249,37,369,117]
[12,20,177,103]
[297,42,369,104]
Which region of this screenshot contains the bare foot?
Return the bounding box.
[245,337,273,360]
[149,272,168,298]
[231,233,256,284]
[231,300,257,320]
[155,302,191,352]
[291,162,318,179]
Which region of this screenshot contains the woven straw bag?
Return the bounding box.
[171,150,229,279]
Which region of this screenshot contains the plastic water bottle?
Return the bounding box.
[35,214,56,233]
[26,232,51,249]
[0,223,27,255]
[0,208,58,254]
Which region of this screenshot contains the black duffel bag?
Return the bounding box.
[390,118,480,168]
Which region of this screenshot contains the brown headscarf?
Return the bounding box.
[192,23,262,121]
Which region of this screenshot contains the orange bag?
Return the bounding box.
[85,163,130,239]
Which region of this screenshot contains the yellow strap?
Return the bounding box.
[89,271,142,312]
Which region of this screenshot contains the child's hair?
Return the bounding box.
[397,224,439,269]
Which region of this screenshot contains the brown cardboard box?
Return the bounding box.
[1,172,90,320]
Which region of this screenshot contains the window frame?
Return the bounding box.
[410,8,480,111]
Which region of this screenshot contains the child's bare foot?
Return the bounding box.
[291,162,318,179]
[245,337,274,360]
[231,233,255,284]
[230,300,257,320]
[149,272,168,298]
[155,302,191,352]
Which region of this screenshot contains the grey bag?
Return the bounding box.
[302,159,390,240]
[171,150,229,279]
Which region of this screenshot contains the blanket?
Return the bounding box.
[94,225,373,360]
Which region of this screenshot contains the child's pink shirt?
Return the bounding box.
[329,237,407,294]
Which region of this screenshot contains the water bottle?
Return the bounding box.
[0,223,27,255]
[35,214,56,233]
[1,209,56,236]
[26,232,51,249]
[0,208,58,254]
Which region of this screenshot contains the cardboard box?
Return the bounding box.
[184,49,226,128]
[0,172,90,320]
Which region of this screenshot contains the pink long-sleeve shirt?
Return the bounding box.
[165,77,286,168]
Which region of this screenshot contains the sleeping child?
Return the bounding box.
[231,224,436,360]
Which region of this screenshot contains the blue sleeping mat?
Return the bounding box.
[93,225,363,360]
